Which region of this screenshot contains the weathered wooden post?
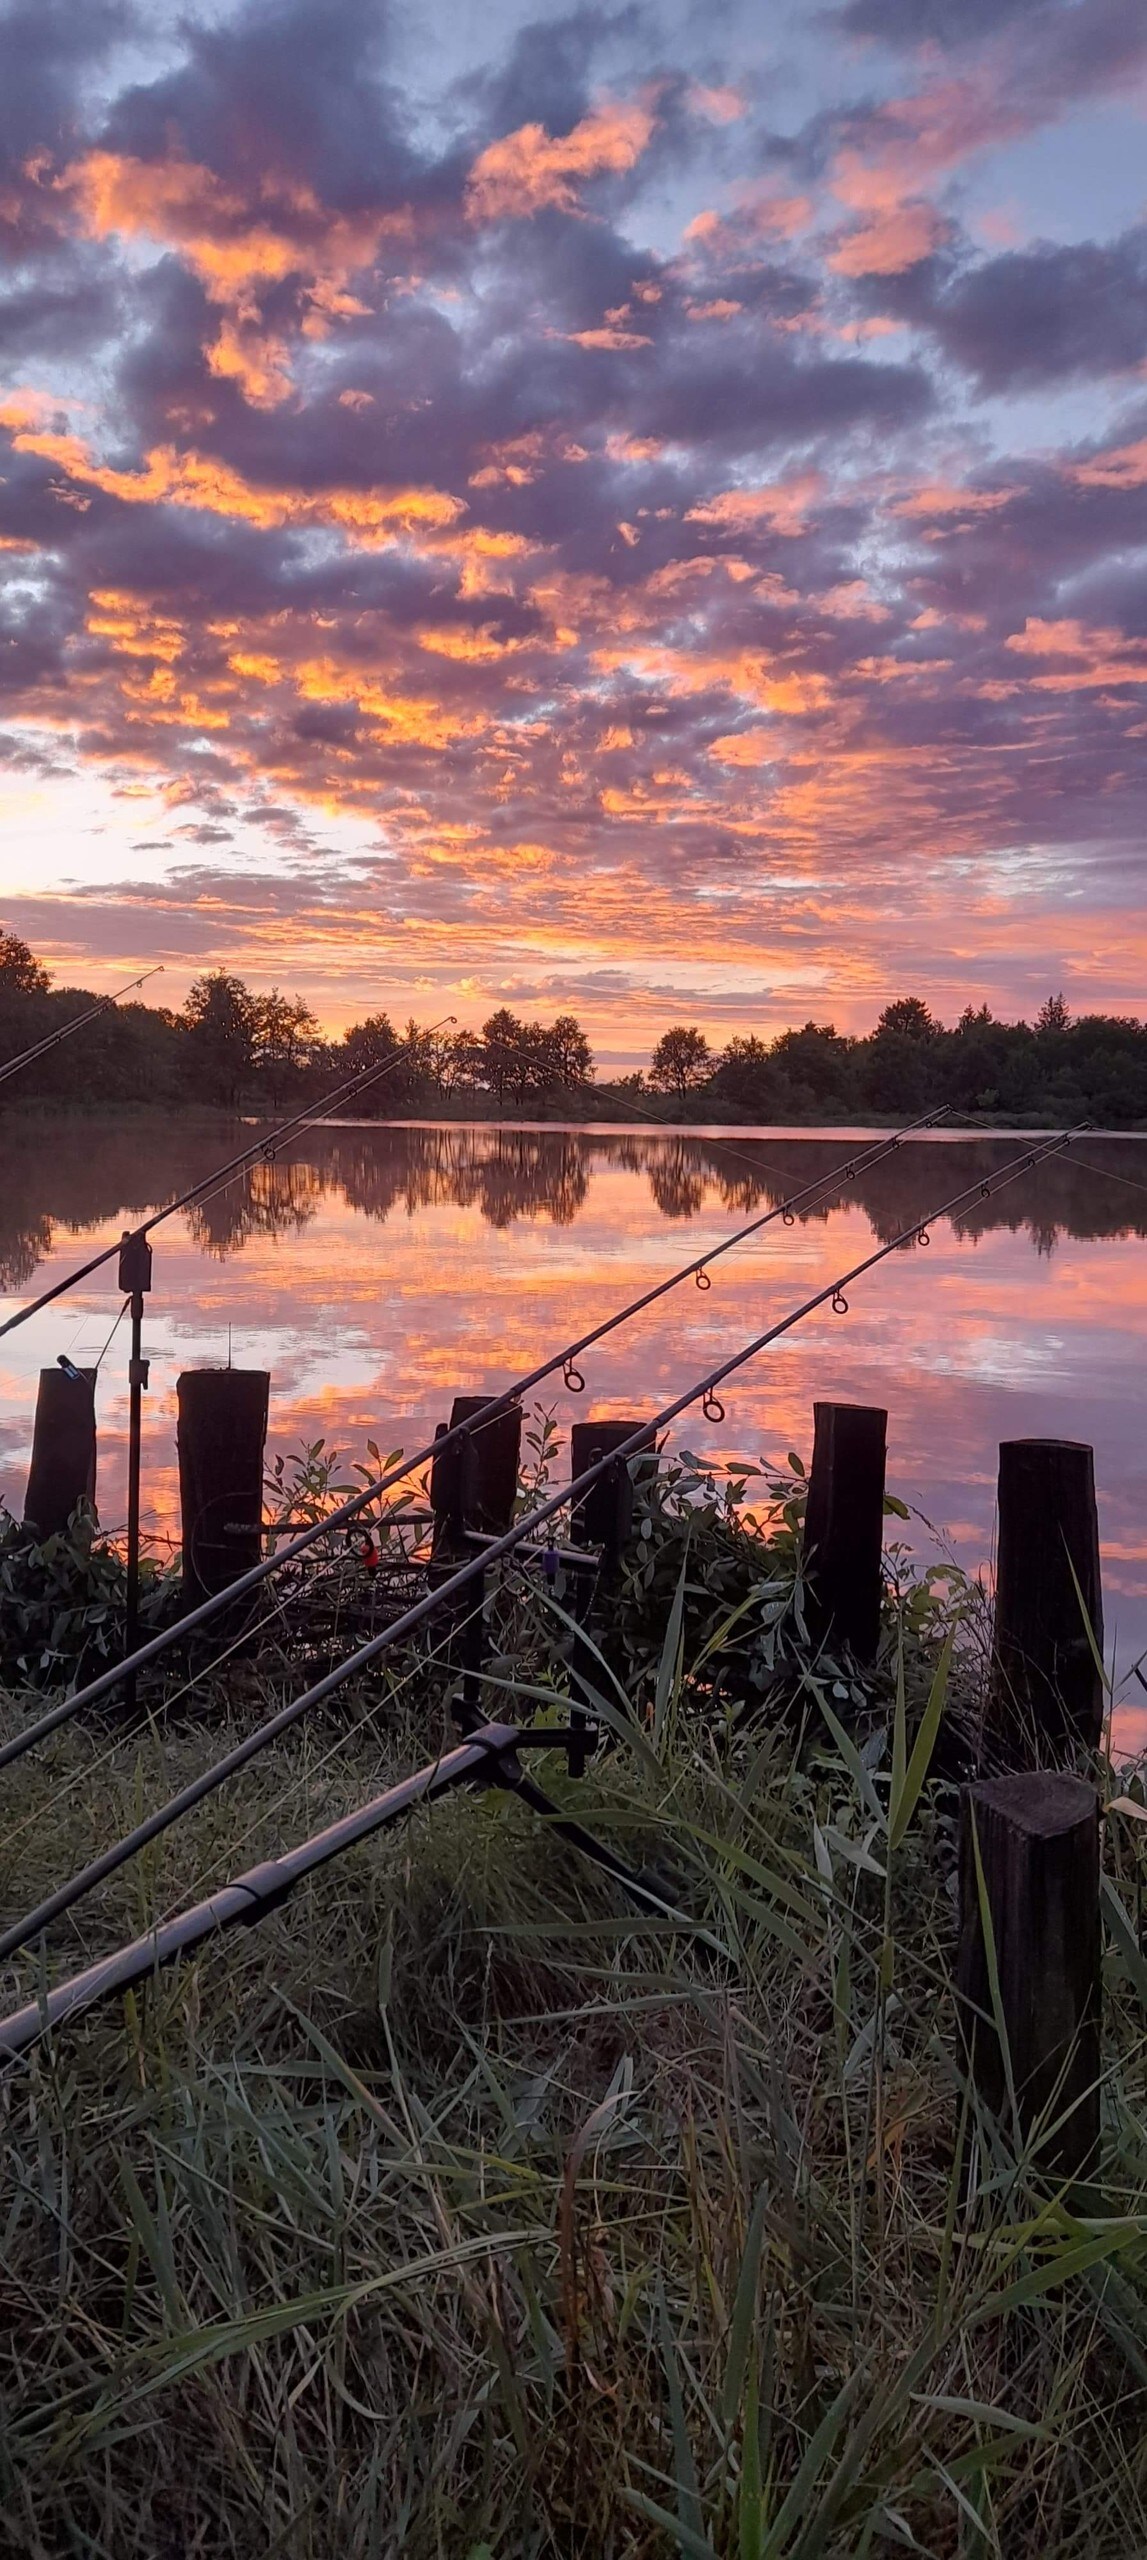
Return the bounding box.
[990,1439,1103,1762]
[803,1401,887,1662]
[430,1395,522,1562]
[956,1772,1100,2186]
[570,1417,656,1572]
[430,1397,521,1723]
[567,1420,658,1771]
[177,1369,269,1609]
[22,1365,97,1538]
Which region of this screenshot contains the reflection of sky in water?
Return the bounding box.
[2,1118,1145,1750]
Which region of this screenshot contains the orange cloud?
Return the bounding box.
[465,99,655,223]
[0,401,464,545]
[685,473,822,537]
[293,657,490,748]
[708,730,772,766]
[1005,618,1147,689]
[893,482,1013,520]
[827,137,951,277]
[683,190,812,254]
[828,195,946,276]
[65,148,404,404]
[568,326,653,350]
[819,582,891,622]
[1069,438,1147,492]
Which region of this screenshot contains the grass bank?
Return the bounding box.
[2,1449,1146,2556]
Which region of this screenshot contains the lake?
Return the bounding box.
[2,1114,1145,1746]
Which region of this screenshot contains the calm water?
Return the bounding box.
[2,1115,1145,1743]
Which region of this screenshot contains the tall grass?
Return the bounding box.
[2,1458,1147,2554]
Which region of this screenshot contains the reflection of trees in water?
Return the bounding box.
[0,1216,52,1291]
[647,1145,706,1222]
[0,1119,1145,1278]
[186,1159,323,1257]
[311,1128,591,1229]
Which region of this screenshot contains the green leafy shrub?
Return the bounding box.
[0,1504,179,1690]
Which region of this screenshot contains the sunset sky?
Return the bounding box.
[1,0,1145,1062]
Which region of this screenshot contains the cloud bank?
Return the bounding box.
[0,0,1145,1050]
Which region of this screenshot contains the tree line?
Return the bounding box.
[2,926,1145,1124]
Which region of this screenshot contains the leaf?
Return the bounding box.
[620,2492,715,2559]
[1101,1875,1147,2012]
[653,1550,689,1754]
[813,1685,885,1830]
[971,2225,1144,2320]
[889,1630,954,1853]
[722,2186,769,2430]
[657,2280,706,2555]
[758,2364,869,2557]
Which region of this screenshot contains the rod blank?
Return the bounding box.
[0,1725,521,2059]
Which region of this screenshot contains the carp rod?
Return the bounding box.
[0,1122,1077,1978]
[0,1017,456,1341]
[0,1719,685,2062]
[0,1104,948,1772]
[0,967,164,1092]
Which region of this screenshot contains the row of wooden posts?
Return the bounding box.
[21,1363,1109,2182]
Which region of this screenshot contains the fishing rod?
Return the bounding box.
[0,1016,456,1342]
[0,1104,948,1770]
[0,1124,1076,1970]
[0,1719,692,2062]
[0,967,164,1091]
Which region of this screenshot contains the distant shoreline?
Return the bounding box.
[2,1098,1146,1138]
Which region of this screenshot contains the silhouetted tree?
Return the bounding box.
[481,1008,522,1107]
[1037,992,1070,1032]
[183,972,258,1107]
[649,1025,713,1104]
[874,997,937,1041]
[0,926,50,993]
[770,1022,855,1108]
[253,989,320,1108]
[550,1014,593,1087]
[864,997,941,1112]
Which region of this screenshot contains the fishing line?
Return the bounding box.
[1070,1155,1147,1208]
[0,1107,949,1769]
[115,1592,490,1938]
[0,1497,437,1856]
[595,1081,854,1195]
[0,1125,1076,1966]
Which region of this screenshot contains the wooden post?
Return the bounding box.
[956,1773,1100,2185]
[177,1369,269,1609]
[23,1367,97,1538]
[803,1401,887,1662]
[430,1396,522,1562]
[570,1418,656,1571]
[991,1440,1103,1761]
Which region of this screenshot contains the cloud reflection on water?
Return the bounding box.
[1,1118,1144,1746]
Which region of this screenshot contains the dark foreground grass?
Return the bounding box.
[2,1479,1147,2555]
